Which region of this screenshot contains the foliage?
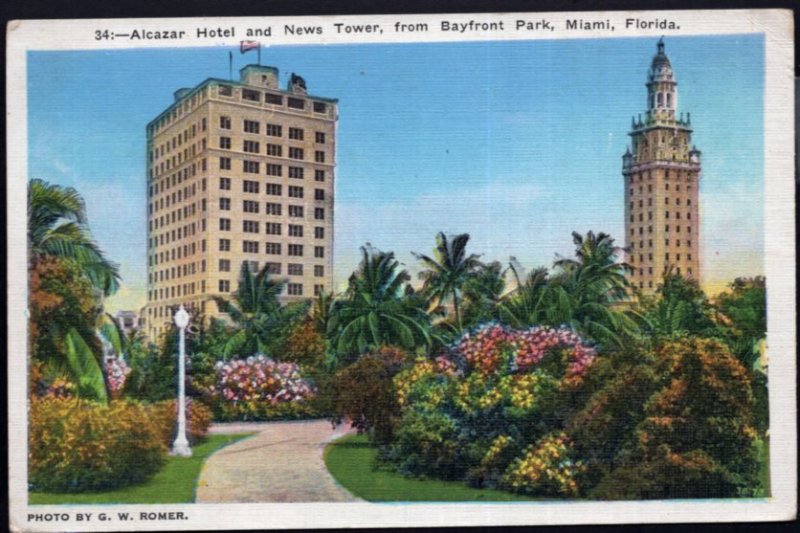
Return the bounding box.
[282,319,327,368]
[502,432,584,496]
[213,262,308,358]
[63,328,108,402]
[123,341,175,402]
[715,276,767,368]
[460,261,507,328]
[28,397,165,493]
[147,399,212,447]
[639,272,718,341]
[414,232,483,331]
[205,354,317,421]
[28,178,120,295]
[329,245,433,357]
[29,433,249,504]
[386,323,597,488]
[330,346,409,444]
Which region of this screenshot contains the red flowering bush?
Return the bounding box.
[207,354,317,421]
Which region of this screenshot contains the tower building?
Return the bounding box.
[623,39,701,293]
[143,65,337,340]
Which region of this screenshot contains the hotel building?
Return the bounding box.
[143,65,337,340]
[623,39,701,293]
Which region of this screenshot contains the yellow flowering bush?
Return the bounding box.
[502,432,584,496]
[29,396,165,493]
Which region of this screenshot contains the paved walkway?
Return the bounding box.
[195,419,361,503]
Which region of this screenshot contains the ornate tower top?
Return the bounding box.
[646,38,678,119]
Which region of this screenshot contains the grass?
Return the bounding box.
[324,433,534,502]
[29,433,251,505]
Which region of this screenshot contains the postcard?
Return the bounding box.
[6,8,796,531]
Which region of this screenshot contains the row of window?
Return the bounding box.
[220,158,330,177]
[630,225,694,236]
[219,138,328,162]
[218,239,325,257]
[629,197,693,209]
[150,85,210,136]
[629,182,693,195]
[217,219,325,236]
[218,183,325,199]
[217,84,329,114]
[630,238,692,249]
[627,170,696,184]
[630,252,693,264]
[219,117,326,143]
[218,259,325,277]
[630,211,693,223]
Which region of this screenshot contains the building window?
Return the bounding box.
[266,164,282,177]
[665,225,670,232]
[243,160,260,174]
[219,116,231,129]
[289,167,304,179]
[687,199,692,206]
[315,132,326,144]
[266,222,282,235]
[219,238,231,251]
[287,283,303,295]
[288,147,304,160]
[243,140,260,153]
[266,203,282,215]
[315,151,325,163]
[287,98,305,110]
[266,183,282,196]
[243,180,260,193]
[267,124,282,137]
[289,205,304,218]
[288,224,303,237]
[219,177,231,190]
[288,186,304,198]
[314,265,324,277]
[288,263,303,276]
[265,262,281,274]
[267,143,282,156]
[265,93,283,105]
[314,246,324,258]
[219,259,231,272]
[265,242,282,255]
[243,241,259,254]
[665,253,670,261]
[243,120,260,134]
[313,102,327,113]
[218,84,233,96]
[314,189,325,201]
[220,157,231,170]
[219,136,231,149]
[219,218,231,231]
[243,200,259,213]
[219,280,230,292]
[243,220,260,233]
[314,226,324,239]
[288,244,303,256]
[242,89,260,102]
[315,170,325,182]
[220,197,231,210]
[665,211,670,219]
[289,127,304,140]
[314,208,325,220]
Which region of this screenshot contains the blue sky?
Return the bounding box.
[27,35,764,311]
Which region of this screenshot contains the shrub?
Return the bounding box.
[330,346,408,444]
[147,399,212,447]
[502,432,584,496]
[29,397,165,493]
[206,354,317,421]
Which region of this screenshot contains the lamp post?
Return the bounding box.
[171,305,192,457]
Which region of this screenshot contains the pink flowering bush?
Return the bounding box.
[387,322,597,492]
[104,357,131,398]
[208,354,318,421]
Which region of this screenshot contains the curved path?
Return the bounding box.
[195,420,360,503]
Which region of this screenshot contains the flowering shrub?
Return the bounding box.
[147,399,212,447]
[207,354,317,421]
[502,432,584,496]
[387,323,597,493]
[104,357,131,396]
[29,397,165,493]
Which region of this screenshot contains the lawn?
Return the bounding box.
[29,433,251,505]
[324,433,534,502]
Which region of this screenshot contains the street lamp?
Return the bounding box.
[170,305,192,457]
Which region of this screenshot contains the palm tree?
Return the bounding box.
[213,262,305,358]
[310,289,335,335]
[498,264,552,328]
[329,245,432,358]
[28,178,120,296]
[414,232,482,331]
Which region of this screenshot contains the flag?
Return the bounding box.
[240,41,259,54]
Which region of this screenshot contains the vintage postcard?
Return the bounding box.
[6,8,796,530]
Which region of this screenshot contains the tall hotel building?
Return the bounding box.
[623,39,701,293]
[144,65,337,340]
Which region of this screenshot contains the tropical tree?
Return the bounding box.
[549,231,639,347]
[28,178,120,296]
[414,232,482,331]
[460,261,507,327]
[212,262,307,358]
[329,245,433,359]
[498,263,552,329]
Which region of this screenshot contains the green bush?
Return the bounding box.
[29,397,165,493]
